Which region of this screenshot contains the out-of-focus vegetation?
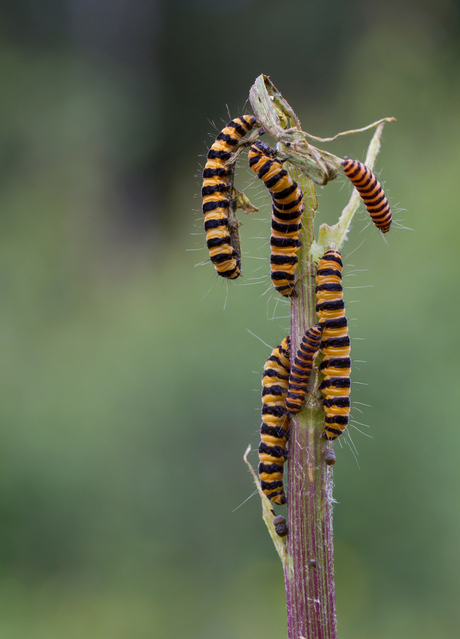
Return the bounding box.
[0,1,460,637]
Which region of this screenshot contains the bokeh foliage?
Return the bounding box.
[0,1,460,637]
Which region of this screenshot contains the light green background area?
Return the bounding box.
[0,1,459,637]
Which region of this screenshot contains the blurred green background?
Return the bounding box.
[0,1,459,637]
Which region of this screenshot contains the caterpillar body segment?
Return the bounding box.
[202,115,258,278]
[315,250,351,440]
[248,141,303,296]
[341,157,392,233]
[259,337,291,505]
[286,323,323,416]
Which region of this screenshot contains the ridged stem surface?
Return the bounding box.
[285,169,337,639]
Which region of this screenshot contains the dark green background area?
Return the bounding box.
[0,1,459,637]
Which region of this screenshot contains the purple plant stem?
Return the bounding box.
[284,172,337,639]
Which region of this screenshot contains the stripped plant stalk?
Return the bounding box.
[285,166,338,639]
[246,75,394,639]
[249,76,338,639]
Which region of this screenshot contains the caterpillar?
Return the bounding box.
[258,336,291,505]
[341,157,392,233]
[248,141,303,296]
[315,249,351,440]
[286,324,323,416]
[202,115,258,278]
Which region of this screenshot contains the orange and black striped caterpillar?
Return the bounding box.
[202,115,258,278]
[342,157,392,233]
[248,141,303,296]
[286,324,323,416]
[315,249,351,440]
[258,336,291,505]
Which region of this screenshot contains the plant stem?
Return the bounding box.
[284,168,337,639]
[247,75,393,638]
